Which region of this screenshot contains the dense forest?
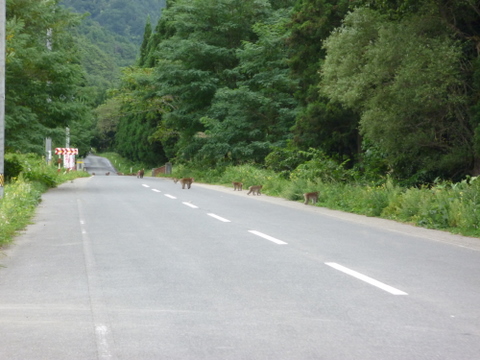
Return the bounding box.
[4,0,165,155]
[5,0,480,185]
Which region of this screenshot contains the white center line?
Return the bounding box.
[164,194,177,199]
[142,184,150,188]
[248,230,288,245]
[183,202,199,209]
[152,189,161,193]
[325,262,408,295]
[207,213,231,222]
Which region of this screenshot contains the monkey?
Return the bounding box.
[105,172,110,176]
[232,182,243,191]
[137,169,145,179]
[303,191,319,205]
[117,172,124,175]
[178,177,194,189]
[247,185,262,196]
[92,172,95,176]
[173,177,178,183]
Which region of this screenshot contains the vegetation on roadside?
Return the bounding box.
[99,152,152,175]
[0,153,90,248]
[160,151,480,239]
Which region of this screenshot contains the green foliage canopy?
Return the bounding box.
[287,0,359,159]
[321,7,472,180]
[198,9,298,165]
[6,0,94,155]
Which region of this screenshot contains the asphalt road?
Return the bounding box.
[0,156,479,359]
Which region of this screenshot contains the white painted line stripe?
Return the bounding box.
[325,262,408,295]
[95,324,113,360]
[152,189,161,193]
[164,194,177,199]
[142,184,150,188]
[207,213,231,222]
[248,230,288,245]
[183,202,198,209]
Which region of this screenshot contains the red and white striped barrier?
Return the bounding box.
[55,148,78,155]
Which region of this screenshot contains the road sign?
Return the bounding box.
[55,148,78,155]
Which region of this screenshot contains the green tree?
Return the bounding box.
[287,0,359,160]
[198,9,297,165]
[138,15,153,67]
[112,67,173,165]
[321,7,471,181]
[150,0,272,161]
[6,0,93,154]
[359,0,480,176]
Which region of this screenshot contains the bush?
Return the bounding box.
[4,154,24,182]
[290,149,355,183]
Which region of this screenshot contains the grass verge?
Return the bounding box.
[0,154,90,248]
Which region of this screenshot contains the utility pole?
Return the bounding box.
[0,0,5,199]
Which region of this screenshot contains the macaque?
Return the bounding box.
[247,185,262,196]
[232,182,243,191]
[117,172,124,175]
[92,172,95,176]
[105,172,110,176]
[173,177,178,183]
[179,177,194,189]
[137,169,145,179]
[303,191,319,205]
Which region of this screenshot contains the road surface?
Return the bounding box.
[0,156,479,359]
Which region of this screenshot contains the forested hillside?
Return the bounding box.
[61,0,166,42]
[98,0,480,184]
[60,0,167,105]
[5,0,480,186]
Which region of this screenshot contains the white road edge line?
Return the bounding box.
[325,262,408,295]
[183,202,199,209]
[77,201,116,359]
[207,213,231,222]
[152,189,161,193]
[248,230,288,245]
[142,184,150,188]
[164,194,177,199]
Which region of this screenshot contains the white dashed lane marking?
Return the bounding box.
[325,262,408,295]
[207,213,231,223]
[248,230,288,245]
[183,202,199,209]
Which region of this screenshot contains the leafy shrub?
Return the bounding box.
[265,147,309,178]
[4,154,24,182]
[290,149,355,183]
